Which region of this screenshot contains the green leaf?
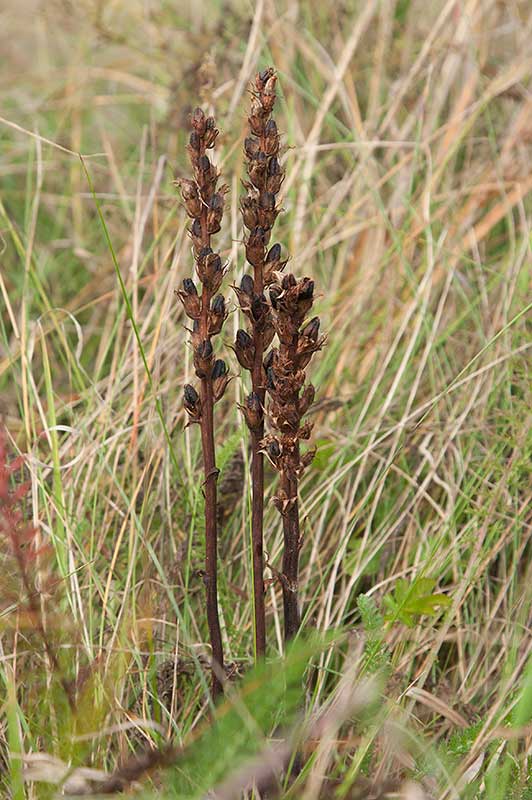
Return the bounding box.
[383,577,451,627]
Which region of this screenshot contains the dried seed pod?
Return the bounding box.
[191,107,206,134]
[244,137,261,160]
[208,294,227,335]
[177,277,202,319]
[298,384,315,415]
[234,329,255,370]
[302,316,320,341]
[246,226,269,268]
[212,359,230,402]
[184,384,201,420]
[204,116,219,148]
[263,119,279,155]
[194,338,214,378]
[178,178,202,218]
[239,391,263,430]
[240,274,255,296]
[248,151,268,188]
[241,195,259,230]
[196,251,223,292]
[266,157,284,194]
[207,192,225,234]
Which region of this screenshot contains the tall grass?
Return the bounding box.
[0,1,531,797]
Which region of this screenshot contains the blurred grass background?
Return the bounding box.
[0,0,531,797]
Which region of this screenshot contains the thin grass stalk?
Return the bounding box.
[177,108,229,699]
[235,68,287,660]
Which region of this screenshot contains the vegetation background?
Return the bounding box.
[0,0,531,797]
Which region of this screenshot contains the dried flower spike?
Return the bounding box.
[176,106,228,699]
[236,67,286,660]
[266,272,325,641]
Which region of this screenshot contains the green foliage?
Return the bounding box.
[144,636,326,799]
[357,594,390,675]
[383,577,451,628]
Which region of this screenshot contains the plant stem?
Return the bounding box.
[199,376,224,698]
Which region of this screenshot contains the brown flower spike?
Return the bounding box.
[176,107,228,699]
[235,68,287,660]
[265,276,325,641]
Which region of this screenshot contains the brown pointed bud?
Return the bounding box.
[207,192,224,233]
[264,243,287,284]
[197,251,223,291]
[269,284,282,309]
[194,338,213,378]
[178,178,202,218]
[189,218,203,253]
[263,119,279,155]
[246,226,269,267]
[261,75,277,112]
[208,294,227,335]
[204,116,219,148]
[302,316,320,341]
[241,195,259,230]
[239,391,262,430]
[189,131,201,151]
[266,437,281,465]
[244,137,261,160]
[282,273,297,290]
[234,329,255,370]
[266,157,284,194]
[258,191,278,227]
[249,151,268,188]
[191,107,206,133]
[257,68,275,90]
[184,384,201,419]
[298,278,314,300]
[212,359,230,402]
[298,384,315,415]
[197,155,217,193]
[177,278,201,319]
[240,274,255,296]
[296,278,315,316]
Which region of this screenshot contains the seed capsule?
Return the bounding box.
[240,391,262,430]
[183,384,201,419]
[191,107,206,133]
[302,316,320,341]
[234,329,255,370]
[240,274,255,296]
[194,338,214,378]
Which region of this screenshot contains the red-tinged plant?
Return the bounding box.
[176,108,228,699]
[264,276,325,642]
[234,68,287,660]
[0,426,76,710]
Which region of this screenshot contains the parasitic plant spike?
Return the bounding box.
[176,106,227,699]
[235,66,286,661]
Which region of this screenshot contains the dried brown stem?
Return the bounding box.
[178,107,228,699]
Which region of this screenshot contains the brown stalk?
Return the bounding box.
[235,67,287,660]
[177,108,229,699]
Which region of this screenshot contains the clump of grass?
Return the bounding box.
[177,107,229,699]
